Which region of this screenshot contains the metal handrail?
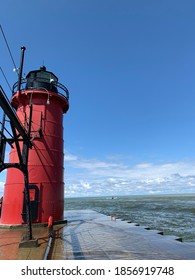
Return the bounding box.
[12,78,69,101]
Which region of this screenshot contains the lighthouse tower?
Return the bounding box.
[0,66,69,224]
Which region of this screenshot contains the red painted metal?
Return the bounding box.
[0,71,69,224]
[48,216,53,227]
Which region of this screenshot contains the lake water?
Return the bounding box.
[65,194,195,242]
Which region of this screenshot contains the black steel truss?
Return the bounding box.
[0,84,33,240]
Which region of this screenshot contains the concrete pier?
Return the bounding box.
[0,210,195,260]
[51,210,195,260]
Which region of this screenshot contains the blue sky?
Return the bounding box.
[1,0,195,197]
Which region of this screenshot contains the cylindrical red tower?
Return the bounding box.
[0,66,69,224]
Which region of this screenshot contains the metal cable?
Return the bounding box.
[0,24,19,76]
[0,66,12,92]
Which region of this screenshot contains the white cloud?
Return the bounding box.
[64,152,195,197]
[1,151,194,198]
[80,180,91,189]
[0,181,4,196]
[65,152,78,161]
[0,170,6,196]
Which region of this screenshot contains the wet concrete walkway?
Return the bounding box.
[51,210,195,260]
[1,210,195,260]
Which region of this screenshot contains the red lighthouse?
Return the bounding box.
[0,65,69,225]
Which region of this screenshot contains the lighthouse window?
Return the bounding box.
[26,70,58,92]
[37,72,50,82]
[36,72,58,84]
